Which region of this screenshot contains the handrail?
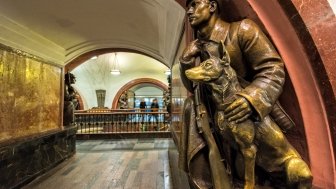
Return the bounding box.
[74,109,170,134]
[75,108,167,113]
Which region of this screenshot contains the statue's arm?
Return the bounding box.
[179,39,200,93]
[179,57,195,93]
[236,19,285,120]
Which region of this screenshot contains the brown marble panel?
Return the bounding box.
[0,44,62,142]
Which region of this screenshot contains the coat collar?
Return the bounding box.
[197,19,230,43]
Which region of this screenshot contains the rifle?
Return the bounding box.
[194,84,232,189]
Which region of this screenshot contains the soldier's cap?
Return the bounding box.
[186,0,221,11]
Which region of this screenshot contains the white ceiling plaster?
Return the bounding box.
[0,0,185,67]
[71,52,169,109]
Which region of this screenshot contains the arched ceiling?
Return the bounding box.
[0,0,185,67]
[71,52,169,109]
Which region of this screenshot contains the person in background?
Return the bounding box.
[139,98,147,123]
[140,98,147,110]
[150,98,159,130]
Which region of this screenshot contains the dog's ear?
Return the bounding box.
[219,40,230,66]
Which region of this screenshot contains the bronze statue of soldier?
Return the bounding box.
[119,91,128,109]
[63,72,77,126]
[178,0,312,188]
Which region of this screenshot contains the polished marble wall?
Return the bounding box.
[0,44,62,143]
[0,43,75,189]
[0,126,76,189]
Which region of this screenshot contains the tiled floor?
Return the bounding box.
[24,138,176,189]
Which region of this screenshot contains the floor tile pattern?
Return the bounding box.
[23,139,176,189]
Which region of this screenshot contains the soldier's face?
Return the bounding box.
[187,0,212,28]
[70,76,76,84]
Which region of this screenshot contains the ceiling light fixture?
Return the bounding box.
[164,69,171,75]
[110,53,121,75]
[90,55,98,60]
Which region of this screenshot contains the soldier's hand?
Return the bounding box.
[181,40,201,63]
[224,96,252,123]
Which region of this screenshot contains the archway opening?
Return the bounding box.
[66,51,169,110]
[112,78,168,109]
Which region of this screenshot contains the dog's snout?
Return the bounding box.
[185,69,195,80]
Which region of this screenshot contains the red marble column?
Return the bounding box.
[247,1,336,188]
[291,0,336,95]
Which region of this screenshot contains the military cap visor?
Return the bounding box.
[186,0,221,12]
[186,0,219,6]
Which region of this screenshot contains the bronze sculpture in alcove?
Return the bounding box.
[178,0,312,188]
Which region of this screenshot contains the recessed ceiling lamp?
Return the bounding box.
[90,56,98,60]
[164,69,171,75]
[110,53,121,75]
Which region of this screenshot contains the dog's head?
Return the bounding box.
[185,41,232,83]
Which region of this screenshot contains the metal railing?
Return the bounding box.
[74,109,170,134]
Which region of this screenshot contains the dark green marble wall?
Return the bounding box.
[0,126,77,189]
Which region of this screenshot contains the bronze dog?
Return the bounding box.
[185,41,312,189]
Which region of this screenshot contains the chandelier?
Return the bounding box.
[110,52,121,75]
